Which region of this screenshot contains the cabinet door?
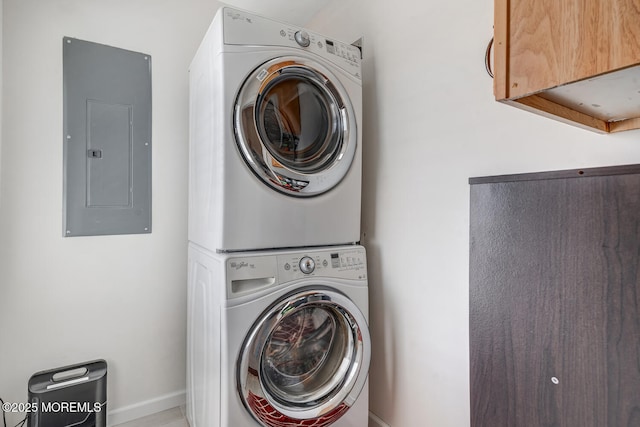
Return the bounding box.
[470,166,640,427]
[493,0,640,132]
[495,0,640,100]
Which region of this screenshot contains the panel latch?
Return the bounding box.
[87,149,103,158]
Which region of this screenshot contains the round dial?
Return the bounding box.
[294,30,311,47]
[299,256,315,274]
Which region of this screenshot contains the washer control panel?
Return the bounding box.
[278,247,367,282]
[225,246,367,299]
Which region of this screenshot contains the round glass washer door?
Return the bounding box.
[234,56,357,197]
[237,288,370,427]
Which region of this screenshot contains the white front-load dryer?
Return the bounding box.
[186,243,370,427]
[189,7,363,252]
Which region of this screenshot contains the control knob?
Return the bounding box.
[299,256,315,274]
[294,30,311,47]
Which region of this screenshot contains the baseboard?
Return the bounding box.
[107,393,383,427]
[107,390,186,426]
[369,411,391,427]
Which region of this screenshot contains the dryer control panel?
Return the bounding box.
[221,7,362,80]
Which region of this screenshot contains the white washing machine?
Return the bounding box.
[189,7,363,252]
[186,243,370,427]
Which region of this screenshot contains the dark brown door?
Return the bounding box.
[469,165,640,427]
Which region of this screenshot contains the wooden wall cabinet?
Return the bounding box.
[494,0,640,133]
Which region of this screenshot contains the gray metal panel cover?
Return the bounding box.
[63,37,151,236]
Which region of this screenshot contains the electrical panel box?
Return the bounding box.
[63,37,152,237]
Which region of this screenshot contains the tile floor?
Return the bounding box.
[113,407,189,427]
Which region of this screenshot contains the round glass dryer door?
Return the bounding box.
[237,288,370,427]
[234,57,357,197]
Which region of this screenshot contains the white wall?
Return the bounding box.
[0,0,220,425]
[308,1,640,426]
[0,0,3,207]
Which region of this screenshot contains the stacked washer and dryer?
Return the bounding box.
[187,7,369,427]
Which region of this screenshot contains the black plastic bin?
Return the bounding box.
[27,360,107,427]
